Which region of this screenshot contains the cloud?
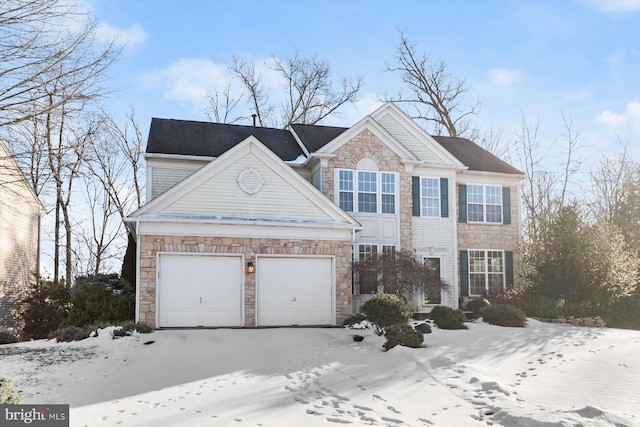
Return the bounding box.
[322,93,383,127]
[581,0,640,12]
[488,68,526,86]
[140,59,235,110]
[96,23,148,51]
[596,102,640,134]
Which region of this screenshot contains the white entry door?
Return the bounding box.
[256,256,333,326]
[157,254,243,327]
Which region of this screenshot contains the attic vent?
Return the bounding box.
[237,168,264,195]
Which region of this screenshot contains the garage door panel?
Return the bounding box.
[257,257,333,326]
[158,254,243,327]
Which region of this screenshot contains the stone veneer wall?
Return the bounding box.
[320,129,413,250]
[456,184,521,289]
[138,235,353,328]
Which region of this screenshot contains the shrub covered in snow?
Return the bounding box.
[0,377,21,404]
[112,322,153,338]
[48,325,92,342]
[481,304,526,327]
[429,305,467,330]
[360,294,411,335]
[0,329,19,344]
[383,324,423,350]
[343,314,367,328]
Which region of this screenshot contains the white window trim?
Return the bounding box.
[419,176,441,218]
[467,249,505,297]
[467,184,502,224]
[336,169,398,215]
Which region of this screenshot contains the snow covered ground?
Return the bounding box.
[1,319,639,427]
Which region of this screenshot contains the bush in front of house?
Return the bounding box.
[360,294,411,335]
[383,323,424,350]
[481,304,526,327]
[429,305,468,330]
[112,322,153,337]
[0,377,21,404]
[489,289,561,319]
[0,329,19,344]
[465,298,490,318]
[48,325,92,342]
[343,314,368,328]
[21,278,70,340]
[63,274,134,327]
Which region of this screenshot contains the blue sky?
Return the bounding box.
[86,0,640,165]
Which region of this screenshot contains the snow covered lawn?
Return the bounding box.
[1,320,639,426]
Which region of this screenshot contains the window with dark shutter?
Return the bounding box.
[459,250,469,297]
[412,176,420,217]
[502,187,511,225]
[440,178,449,218]
[459,184,467,223]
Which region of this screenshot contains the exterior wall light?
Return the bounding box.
[246,261,255,274]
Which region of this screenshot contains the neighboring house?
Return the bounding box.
[126,102,523,328]
[0,140,42,330]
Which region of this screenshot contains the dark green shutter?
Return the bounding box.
[505,251,514,289]
[412,176,420,217]
[440,178,449,218]
[459,184,467,223]
[502,187,511,225]
[460,250,469,297]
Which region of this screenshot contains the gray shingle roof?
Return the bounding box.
[433,136,524,175]
[147,119,303,161]
[146,118,522,175]
[290,123,348,153]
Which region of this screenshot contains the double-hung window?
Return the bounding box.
[467,185,502,223]
[468,250,504,296]
[337,169,396,214]
[421,177,440,217]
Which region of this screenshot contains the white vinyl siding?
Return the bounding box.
[376,114,441,163]
[311,164,322,191]
[161,153,335,222]
[151,164,203,200]
[0,144,41,328]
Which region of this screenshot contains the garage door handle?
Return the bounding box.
[200,297,202,303]
[292,297,296,302]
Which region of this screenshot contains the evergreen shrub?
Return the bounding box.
[384,323,423,350]
[481,304,526,327]
[360,294,411,335]
[429,305,467,330]
[0,378,21,404]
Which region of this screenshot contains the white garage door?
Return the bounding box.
[158,254,243,327]
[257,257,333,326]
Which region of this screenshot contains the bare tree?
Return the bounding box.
[86,109,145,224]
[75,175,122,275]
[229,56,274,127]
[272,50,362,128]
[203,85,245,124]
[385,30,480,137]
[588,139,640,249]
[228,51,361,128]
[0,1,118,127]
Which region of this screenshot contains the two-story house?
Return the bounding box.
[0,140,42,330]
[126,103,523,328]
